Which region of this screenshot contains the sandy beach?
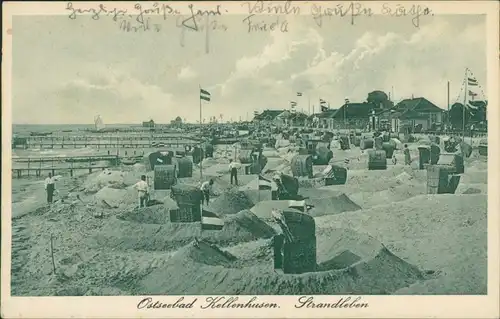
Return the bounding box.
[9,135,488,296]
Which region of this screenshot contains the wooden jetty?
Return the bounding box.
[12,155,122,178]
[14,135,204,149]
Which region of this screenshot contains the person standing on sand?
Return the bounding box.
[200,179,214,206]
[403,144,411,165]
[228,159,240,185]
[133,175,149,208]
[44,172,56,204]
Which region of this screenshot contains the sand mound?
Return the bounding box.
[116,204,177,224]
[83,170,126,193]
[467,159,488,171]
[135,227,423,295]
[250,200,302,220]
[461,169,487,184]
[177,177,226,196]
[94,186,137,208]
[315,194,487,294]
[90,210,275,251]
[208,190,254,215]
[349,183,426,208]
[308,194,362,217]
[238,189,273,205]
[320,166,419,193]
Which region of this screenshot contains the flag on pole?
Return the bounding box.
[288,200,314,212]
[201,209,224,230]
[321,105,329,112]
[467,77,478,86]
[254,110,259,116]
[297,92,303,97]
[468,90,478,97]
[290,101,297,108]
[200,88,211,102]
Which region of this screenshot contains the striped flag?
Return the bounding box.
[297,92,303,97]
[290,101,297,108]
[467,101,479,109]
[253,111,259,116]
[258,175,272,190]
[200,88,211,102]
[201,209,224,230]
[468,90,478,97]
[467,77,478,86]
[288,200,306,212]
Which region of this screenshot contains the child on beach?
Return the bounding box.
[403,144,411,165]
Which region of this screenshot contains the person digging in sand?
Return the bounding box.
[200,179,214,206]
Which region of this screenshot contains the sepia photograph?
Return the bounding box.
[2,1,499,318]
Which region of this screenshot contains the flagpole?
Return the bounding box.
[199,85,203,179]
[258,176,261,202]
[205,15,210,54]
[447,81,450,131]
[308,95,311,115]
[463,68,467,139]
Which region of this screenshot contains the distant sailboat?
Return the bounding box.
[94,115,105,131]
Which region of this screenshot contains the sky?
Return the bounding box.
[11,12,487,124]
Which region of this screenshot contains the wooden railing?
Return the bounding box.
[14,135,203,149]
[11,155,121,178]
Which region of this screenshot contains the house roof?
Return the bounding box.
[331,103,376,119]
[394,97,442,113]
[276,110,292,119]
[314,109,338,119]
[253,110,285,121]
[374,97,443,120]
[289,112,308,121]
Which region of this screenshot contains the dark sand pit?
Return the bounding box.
[135,227,424,295]
[90,210,275,252]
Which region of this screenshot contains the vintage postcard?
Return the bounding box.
[1,1,499,318]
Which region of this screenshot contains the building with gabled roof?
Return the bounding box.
[378,97,444,133]
[253,109,291,127]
